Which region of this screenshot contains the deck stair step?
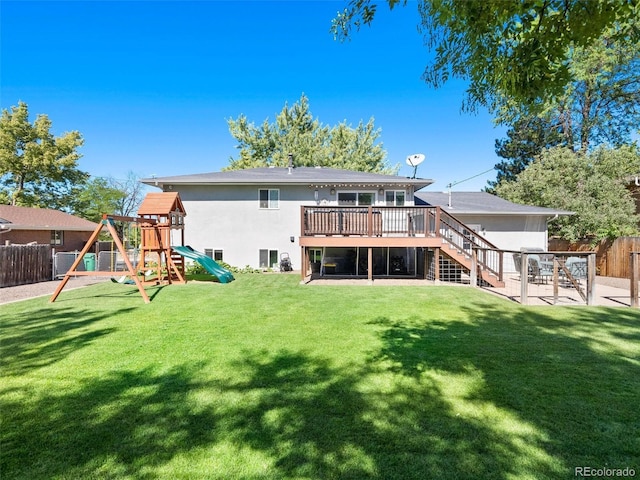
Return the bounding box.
[441,244,504,288]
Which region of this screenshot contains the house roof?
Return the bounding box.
[137,192,186,216]
[0,205,99,232]
[141,167,433,190]
[415,191,573,216]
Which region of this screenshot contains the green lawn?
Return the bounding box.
[1,274,639,479]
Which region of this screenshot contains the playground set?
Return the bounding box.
[49,192,233,304]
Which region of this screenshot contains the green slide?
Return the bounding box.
[172,245,235,283]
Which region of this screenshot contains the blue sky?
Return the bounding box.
[1,0,506,191]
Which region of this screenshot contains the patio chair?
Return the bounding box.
[564,256,587,284]
[528,256,553,284]
[512,253,522,279]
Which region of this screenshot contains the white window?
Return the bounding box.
[385,191,405,206]
[338,192,374,206]
[50,230,63,245]
[259,249,278,269]
[259,189,279,209]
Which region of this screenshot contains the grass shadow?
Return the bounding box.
[0,305,128,376]
[2,363,217,480]
[368,306,640,474]
[211,349,564,479]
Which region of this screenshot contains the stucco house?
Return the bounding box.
[142,166,569,285]
[415,191,569,269]
[0,205,99,251]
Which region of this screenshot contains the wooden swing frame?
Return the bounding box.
[49,214,153,304]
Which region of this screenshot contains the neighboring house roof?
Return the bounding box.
[141,167,433,190]
[0,205,99,231]
[415,191,573,216]
[137,192,186,216]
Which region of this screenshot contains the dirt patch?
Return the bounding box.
[0,277,109,305]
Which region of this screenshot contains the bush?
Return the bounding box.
[185,261,262,276]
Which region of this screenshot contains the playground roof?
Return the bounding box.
[415,191,573,216]
[141,167,433,190]
[137,192,186,216]
[0,205,99,231]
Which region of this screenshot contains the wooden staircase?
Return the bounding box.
[440,242,505,288]
[434,209,505,288]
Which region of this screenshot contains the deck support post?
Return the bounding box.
[367,247,373,284]
[470,248,477,288]
[300,246,308,283]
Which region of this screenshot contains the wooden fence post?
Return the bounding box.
[587,253,596,305]
[520,252,528,305]
[631,252,639,308]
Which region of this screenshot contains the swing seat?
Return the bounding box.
[111,276,135,285]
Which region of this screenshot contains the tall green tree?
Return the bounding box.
[487,116,563,193]
[73,177,126,223]
[496,25,640,151]
[0,101,87,209]
[496,146,640,242]
[226,94,393,173]
[332,0,640,110]
[490,24,640,191]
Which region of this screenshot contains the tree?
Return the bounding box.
[73,177,126,223]
[332,0,640,110]
[226,94,393,173]
[495,146,640,242]
[489,24,640,191]
[487,116,563,193]
[73,172,147,242]
[496,25,640,150]
[0,101,87,209]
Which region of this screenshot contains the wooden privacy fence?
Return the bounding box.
[0,244,52,287]
[549,237,640,278]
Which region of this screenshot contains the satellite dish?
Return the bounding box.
[406,153,425,167]
[406,153,425,178]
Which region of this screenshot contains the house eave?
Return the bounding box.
[143,179,434,190]
[441,210,574,217]
[2,224,99,232]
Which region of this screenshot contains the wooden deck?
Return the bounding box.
[299,206,505,287]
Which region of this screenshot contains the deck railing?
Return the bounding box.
[302,206,432,237]
[301,206,503,282]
